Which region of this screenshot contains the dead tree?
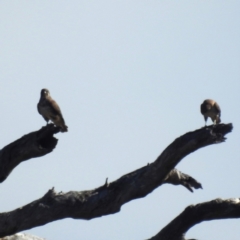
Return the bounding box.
[0,123,235,240]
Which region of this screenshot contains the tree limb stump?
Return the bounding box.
[0,124,59,183]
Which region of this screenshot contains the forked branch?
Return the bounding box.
[0,124,232,237]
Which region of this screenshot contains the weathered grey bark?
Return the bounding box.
[0,123,232,237]
[163,168,202,192]
[0,232,45,240]
[0,124,59,183]
[149,198,240,240]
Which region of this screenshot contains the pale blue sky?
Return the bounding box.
[0,1,239,239]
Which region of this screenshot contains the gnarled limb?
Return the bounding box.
[0,124,232,237]
[163,169,202,192]
[0,124,59,183]
[149,198,240,240]
[4,198,240,240]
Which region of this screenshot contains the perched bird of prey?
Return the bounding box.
[37,89,68,132]
[200,99,221,126]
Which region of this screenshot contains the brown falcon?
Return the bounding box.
[37,89,68,132]
[200,99,221,126]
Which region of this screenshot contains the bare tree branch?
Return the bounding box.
[0,124,232,237]
[0,124,59,183]
[149,198,240,240]
[163,169,202,192]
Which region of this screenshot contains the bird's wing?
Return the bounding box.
[48,99,63,116]
[214,102,221,116]
[200,103,207,114]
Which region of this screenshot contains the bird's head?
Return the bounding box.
[40,88,50,98]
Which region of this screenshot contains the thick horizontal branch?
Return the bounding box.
[0,124,59,183]
[0,124,232,237]
[149,197,240,240]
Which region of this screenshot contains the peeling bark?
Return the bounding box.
[0,124,232,237]
[0,124,59,183]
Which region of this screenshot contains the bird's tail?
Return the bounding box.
[60,124,68,132]
[216,116,221,124]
